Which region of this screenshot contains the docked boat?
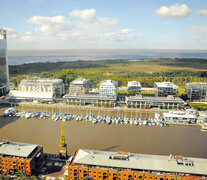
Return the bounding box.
[92,119,97,124]
[134,120,139,125]
[3,108,16,116]
[201,126,207,132]
[25,112,32,119]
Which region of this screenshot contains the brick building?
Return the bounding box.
[69,78,89,95]
[67,149,207,180]
[0,140,43,176]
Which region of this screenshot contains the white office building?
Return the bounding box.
[154,82,178,97]
[99,80,118,97]
[127,81,142,95]
[18,78,65,98]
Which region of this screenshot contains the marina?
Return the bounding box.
[0,106,207,159]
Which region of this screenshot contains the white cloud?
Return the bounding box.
[69,9,119,32]
[155,4,190,18]
[196,9,207,16]
[7,9,144,49]
[69,9,97,22]
[27,16,73,35]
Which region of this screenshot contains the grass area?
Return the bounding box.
[141,90,155,95]
[117,90,127,94]
[191,102,207,111]
[109,64,207,73]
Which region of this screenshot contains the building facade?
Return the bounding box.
[0,140,43,176]
[18,78,65,98]
[126,95,184,108]
[127,81,141,95]
[154,82,178,97]
[67,149,207,180]
[100,80,118,97]
[163,111,197,124]
[185,83,207,102]
[69,78,89,95]
[63,94,117,106]
[0,29,9,97]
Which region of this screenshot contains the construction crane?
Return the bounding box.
[59,121,67,159]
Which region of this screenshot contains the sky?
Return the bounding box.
[1,0,207,50]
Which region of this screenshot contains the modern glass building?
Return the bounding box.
[0,29,9,96]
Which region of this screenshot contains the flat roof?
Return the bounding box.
[71,78,88,85]
[127,95,184,103]
[127,81,141,87]
[0,141,38,158]
[9,90,54,100]
[72,149,207,176]
[63,94,116,100]
[186,83,207,88]
[100,80,117,86]
[163,111,196,119]
[155,82,178,88]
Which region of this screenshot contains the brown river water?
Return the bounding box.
[0,105,207,158]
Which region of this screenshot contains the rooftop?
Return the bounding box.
[127,81,141,87]
[20,78,63,83]
[70,78,89,85]
[127,95,184,102]
[186,82,207,88]
[163,111,196,119]
[100,80,117,86]
[71,149,207,176]
[155,82,178,88]
[0,140,38,158]
[9,90,54,100]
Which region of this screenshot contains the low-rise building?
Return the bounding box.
[163,111,197,124]
[18,78,65,98]
[0,140,43,176]
[63,94,116,106]
[127,81,141,95]
[68,149,207,180]
[154,82,178,97]
[69,78,89,95]
[126,95,184,108]
[9,90,54,102]
[185,82,207,102]
[99,80,118,97]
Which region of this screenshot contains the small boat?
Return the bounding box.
[139,119,143,125]
[160,121,164,127]
[143,117,148,125]
[3,108,16,116]
[201,126,207,132]
[54,116,59,121]
[25,112,32,119]
[116,119,120,124]
[92,119,97,124]
[130,120,134,125]
[134,120,139,125]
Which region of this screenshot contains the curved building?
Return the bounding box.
[0,29,9,96]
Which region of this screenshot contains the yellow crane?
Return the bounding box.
[59,121,67,159]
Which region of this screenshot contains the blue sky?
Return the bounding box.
[1,0,207,50]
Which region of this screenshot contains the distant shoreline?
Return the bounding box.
[7,49,207,65]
